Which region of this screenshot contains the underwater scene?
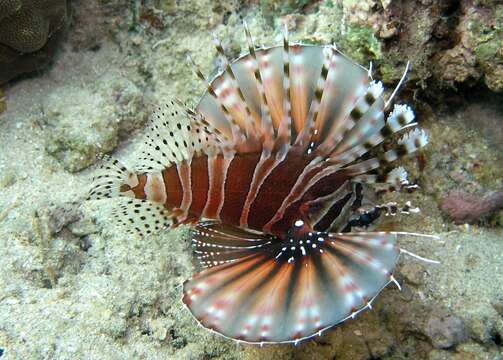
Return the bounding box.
[1,0,503,359]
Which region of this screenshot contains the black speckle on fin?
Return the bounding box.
[110,199,173,237]
[136,100,196,172]
[87,157,133,201]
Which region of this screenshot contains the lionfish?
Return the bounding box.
[88,25,435,345]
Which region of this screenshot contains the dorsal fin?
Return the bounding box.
[328,80,385,156]
[289,45,324,137]
[135,100,195,172]
[293,46,334,150]
[188,30,423,175]
[353,166,410,187]
[212,36,262,152]
[275,25,293,149]
[175,99,232,154]
[340,128,429,175]
[188,54,248,148]
[243,23,275,151]
[328,104,418,166]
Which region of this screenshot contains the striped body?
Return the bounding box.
[134,150,353,238]
[88,28,431,344]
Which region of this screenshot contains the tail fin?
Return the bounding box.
[86,157,173,237]
[86,157,136,200]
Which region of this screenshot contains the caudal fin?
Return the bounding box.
[87,157,135,200]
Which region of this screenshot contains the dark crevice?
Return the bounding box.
[492,331,502,347]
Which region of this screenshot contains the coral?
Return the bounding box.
[0,0,68,84]
[339,24,382,65]
[259,0,310,23]
[330,0,503,93]
[440,189,503,224]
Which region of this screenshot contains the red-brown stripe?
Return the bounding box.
[315,192,353,231]
[248,150,312,231]
[262,156,324,232]
[239,150,287,228]
[220,153,261,226]
[189,155,210,216]
[270,170,350,236]
[163,166,183,208]
[131,174,147,199]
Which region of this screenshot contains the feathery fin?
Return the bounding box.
[243,22,275,150]
[183,222,400,344]
[341,128,429,176]
[276,24,292,147]
[87,157,135,200]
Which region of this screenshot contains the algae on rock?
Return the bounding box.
[472,5,503,92]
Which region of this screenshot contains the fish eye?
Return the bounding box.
[360,212,370,223]
[350,206,381,228]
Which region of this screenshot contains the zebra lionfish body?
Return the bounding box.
[89,26,430,344]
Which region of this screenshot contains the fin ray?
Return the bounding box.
[183,224,400,344]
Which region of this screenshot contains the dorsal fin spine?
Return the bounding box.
[244,23,275,151]
[340,128,429,176]
[213,36,261,150]
[187,54,246,147]
[276,24,292,147]
[295,46,333,151]
[329,80,384,156]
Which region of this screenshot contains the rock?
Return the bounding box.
[149,318,168,341]
[493,300,503,318]
[0,170,15,188]
[456,342,502,360]
[473,5,503,92]
[399,261,427,286]
[425,315,467,349]
[43,202,82,235]
[469,315,503,345]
